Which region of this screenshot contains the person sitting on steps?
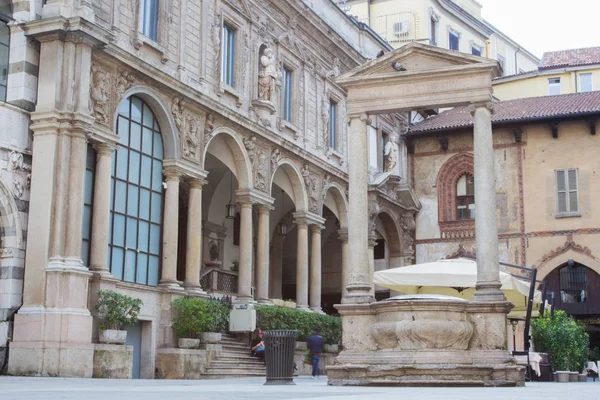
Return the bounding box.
[250,328,265,363]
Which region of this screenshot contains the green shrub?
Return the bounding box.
[532,310,589,372]
[255,306,341,345]
[171,298,230,338]
[95,290,143,331]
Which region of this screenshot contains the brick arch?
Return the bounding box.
[436,153,474,222]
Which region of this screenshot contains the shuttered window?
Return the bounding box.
[556,169,579,216]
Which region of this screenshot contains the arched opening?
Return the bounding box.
[545,260,600,351]
[372,210,402,301]
[269,160,308,305]
[199,130,252,295]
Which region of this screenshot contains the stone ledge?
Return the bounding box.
[154,348,211,379]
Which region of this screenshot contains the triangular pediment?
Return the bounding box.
[223,0,253,20]
[338,42,499,84]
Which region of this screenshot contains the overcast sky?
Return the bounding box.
[477,0,600,58]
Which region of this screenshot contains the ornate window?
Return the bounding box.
[328,99,338,150]
[109,96,164,285]
[139,0,159,41]
[559,261,587,303]
[456,173,475,220]
[281,66,292,122]
[81,145,96,266]
[221,23,236,87]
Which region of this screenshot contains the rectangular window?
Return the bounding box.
[81,145,96,266]
[281,66,292,122]
[471,46,481,56]
[556,169,579,216]
[449,32,459,51]
[139,0,159,41]
[0,20,9,101]
[579,73,593,93]
[430,18,437,45]
[221,23,236,87]
[328,99,337,150]
[497,55,505,71]
[548,77,561,95]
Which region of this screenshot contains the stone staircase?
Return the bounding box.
[203,334,267,379]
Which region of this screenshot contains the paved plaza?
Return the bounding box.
[1,376,599,400]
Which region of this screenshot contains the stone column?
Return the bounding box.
[89,143,116,274]
[63,133,88,262]
[309,224,324,313]
[159,170,181,289]
[184,178,207,295]
[255,205,271,304]
[237,201,254,302]
[368,232,377,297]
[269,235,284,299]
[471,103,505,302]
[344,115,372,304]
[338,228,349,296]
[295,215,309,310]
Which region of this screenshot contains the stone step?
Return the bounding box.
[209,364,266,370]
[217,355,261,362]
[218,350,253,357]
[211,359,264,366]
[221,344,250,351]
[203,369,266,376]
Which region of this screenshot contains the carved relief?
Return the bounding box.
[9,151,31,199]
[171,97,185,133]
[401,213,416,264]
[171,97,201,162]
[211,14,222,81]
[321,174,330,201]
[244,135,268,192]
[204,113,215,146]
[371,320,473,350]
[116,71,136,99]
[533,239,598,269]
[90,64,111,126]
[325,57,340,79]
[321,93,329,150]
[270,148,280,171]
[301,164,320,213]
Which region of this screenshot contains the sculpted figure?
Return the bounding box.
[90,65,110,125]
[258,47,276,102]
[384,135,398,173]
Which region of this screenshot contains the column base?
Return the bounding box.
[234,296,254,305]
[310,307,325,314]
[295,304,310,311]
[159,281,184,292]
[184,286,209,298]
[256,298,272,305]
[8,308,94,377]
[473,282,506,302]
[342,284,374,304]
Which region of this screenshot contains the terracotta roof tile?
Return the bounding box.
[541,47,600,69]
[407,91,600,135]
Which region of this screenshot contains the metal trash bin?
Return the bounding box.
[263,330,297,385]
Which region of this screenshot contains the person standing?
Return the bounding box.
[307,328,324,379]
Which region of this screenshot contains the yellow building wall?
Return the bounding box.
[412,119,600,277]
[494,68,600,100]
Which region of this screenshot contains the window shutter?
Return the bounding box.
[568,169,579,212]
[556,170,567,213]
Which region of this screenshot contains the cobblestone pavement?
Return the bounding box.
[1,376,600,400]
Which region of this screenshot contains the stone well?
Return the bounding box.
[327,295,524,387]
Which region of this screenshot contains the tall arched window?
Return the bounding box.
[456,173,475,220]
[109,95,164,285]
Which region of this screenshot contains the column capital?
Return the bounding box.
[292,211,325,227]
[348,113,372,126]
[235,188,274,207]
[187,177,208,188]
[163,159,209,181]
[468,102,495,116]
[337,228,348,242]
[309,223,325,232]
[257,204,274,213]
[163,166,182,181]
[92,142,118,155]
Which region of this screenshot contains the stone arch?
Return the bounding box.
[202,127,253,191]
[0,178,23,250]
[323,182,348,229]
[270,158,308,213]
[373,209,402,257]
[436,152,474,222]
[114,86,181,160]
[534,240,600,280]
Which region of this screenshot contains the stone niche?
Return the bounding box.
[327,295,524,387]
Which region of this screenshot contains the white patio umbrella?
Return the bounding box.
[373,258,542,314]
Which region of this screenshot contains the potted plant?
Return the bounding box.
[172,298,229,348]
[95,290,143,345]
[230,260,239,272]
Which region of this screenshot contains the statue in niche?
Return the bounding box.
[209,240,219,261]
[258,47,276,102]
[384,134,398,174]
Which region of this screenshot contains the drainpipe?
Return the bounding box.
[514,46,521,74]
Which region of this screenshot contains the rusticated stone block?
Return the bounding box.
[92,344,133,379]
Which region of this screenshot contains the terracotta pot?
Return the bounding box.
[98,329,127,345]
[556,371,570,382]
[578,373,588,382]
[569,371,578,382]
[199,332,222,344]
[178,338,200,349]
